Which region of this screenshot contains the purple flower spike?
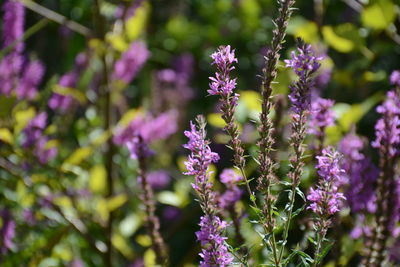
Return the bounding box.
[112,41,150,84]
[307,147,346,217]
[2,0,25,52]
[285,40,322,114]
[196,215,233,267]
[208,45,238,96]
[0,209,16,255]
[390,70,400,87]
[309,97,335,137]
[15,60,45,100]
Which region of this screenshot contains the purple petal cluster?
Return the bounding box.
[219,169,243,209]
[307,147,346,216]
[196,215,233,267]
[146,170,171,191]
[183,121,219,179]
[49,53,88,112]
[113,110,178,159]
[372,90,400,157]
[2,0,25,52]
[112,41,150,84]
[0,209,15,255]
[390,70,400,87]
[208,45,238,96]
[285,42,322,114]
[21,112,57,164]
[339,134,378,213]
[309,97,335,137]
[15,60,45,100]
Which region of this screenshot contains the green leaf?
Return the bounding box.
[61,147,92,170]
[89,164,107,194]
[322,24,363,53]
[361,0,395,30]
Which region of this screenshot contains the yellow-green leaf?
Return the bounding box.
[89,165,107,194]
[112,233,135,259]
[240,90,261,112]
[361,0,395,30]
[107,194,128,212]
[62,147,92,169]
[322,26,354,53]
[125,2,149,41]
[0,128,13,144]
[53,84,86,104]
[207,113,225,128]
[14,107,36,134]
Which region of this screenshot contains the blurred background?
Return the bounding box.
[1,0,400,266]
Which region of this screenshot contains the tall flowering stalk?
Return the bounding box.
[279,39,322,261]
[365,88,400,266]
[256,1,296,264]
[183,116,233,267]
[307,147,345,266]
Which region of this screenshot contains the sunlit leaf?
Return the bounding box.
[112,233,135,259]
[125,1,149,41]
[107,194,128,212]
[0,128,13,144]
[14,107,36,134]
[361,0,395,30]
[62,147,93,170]
[89,164,107,194]
[207,113,225,128]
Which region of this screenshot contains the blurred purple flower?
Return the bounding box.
[339,133,378,213]
[22,112,47,148]
[0,209,15,254]
[146,170,170,190]
[219,168,242,184]
[309,97,335,137]
[2,0,25,52]
[112,41,149,84]
[162,206,181,222]
[15,60,45,100]
[390,70,400,87]
[0,54,23,96]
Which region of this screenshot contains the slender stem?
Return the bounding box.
[18,0,92,36]
[137,137,169,266]
[312,229,326,267]
[93,0,116,265]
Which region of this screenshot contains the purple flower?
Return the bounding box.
[0,209,15,254]
[196,215,233,267]
[219,168,242,184]
[146,170,170,190]
[372,90,400,157]
[15,60,45,100]
[285,41,322,114]
[309,97,335,137]
[2,0,25,53]
[307,147,346,216]
[208,45,238,96]
[35,137,58,164]
[219,186,242,209]
[22,112,47,148]
[390,70,400,87]
[49,53,88,112]
[183,121,219,178]
[112,41,150,84]
[113,110,178,159]
[0,54,23,96]
[339,134,378,213]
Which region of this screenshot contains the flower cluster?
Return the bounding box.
[208,45,238,97]
[49,53,88,113]
[112,41,150,84]
[21,112,57,164]
[183,117,232,266]
[285,40,322,114]
[339,134,378,213]
[196,215,233,267]
[308,147,346,216]
[390,70,400,87]
[113,110,178,159]
[0,0,45,99]
[0,209,15,255]
[219,169,243,209]
[309,97,335,137]
[372,90,400,157]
